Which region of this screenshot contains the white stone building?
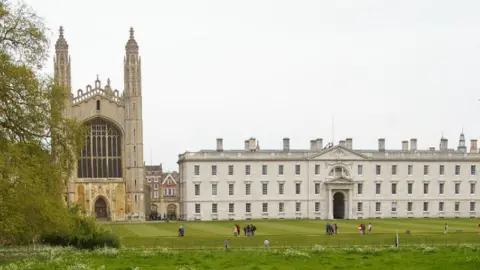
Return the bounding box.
[178,135,479,220]
[54,27,146,221]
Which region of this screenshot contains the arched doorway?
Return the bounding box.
[167,204,177,220]
[333,192,345,219]
[94,198,108,220]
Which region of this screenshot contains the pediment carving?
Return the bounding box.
[308,146,368,161]
[325,177,354,185]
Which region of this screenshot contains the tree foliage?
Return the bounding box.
[0,0,85,245]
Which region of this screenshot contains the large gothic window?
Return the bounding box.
[77,118,123,178]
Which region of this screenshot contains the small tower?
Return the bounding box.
[457,131,467,153]
[123,27,146,219]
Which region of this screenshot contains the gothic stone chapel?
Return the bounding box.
[54,27,146,221]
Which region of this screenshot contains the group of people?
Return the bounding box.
[359,223,372,235]
[325,223,338,235]
[233,224,257,236]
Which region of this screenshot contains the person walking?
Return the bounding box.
[224,239,230,250]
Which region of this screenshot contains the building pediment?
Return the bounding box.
[324,176,354,185]
[308,145,368,161]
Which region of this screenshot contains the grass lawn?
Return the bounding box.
[103,218,480,249]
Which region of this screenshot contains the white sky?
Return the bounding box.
[26,0,480,171]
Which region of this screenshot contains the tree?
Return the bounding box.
[0,0,84,246]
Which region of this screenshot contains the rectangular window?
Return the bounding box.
[229,203,234,213]
[245,203,251,213]
[154,183,159,190]
[279,202,284,212]
[212,184,217,196]
[212,203,217,213]
[245,183,251,195]
[262,183,268,195]
[315,183,320,194]
[153,191,159,198]
[471,183,476,195]
[470,202,476,211]
[423,183,429,195]
[295,165,301,175]
[376,165,381,175]
[314,165,320,175]
[439,183,444,194]
[455,202,460,212]
[391,183,397,195]
[245,165,251,175]
[262,165,268,175]
[262,202,268,213]
[295,202,301,212]
[357,165,363,175]
[357,202,363,212]
[315,202,320,212]
[279,183,284,195]
[408,183,413,194]
[375,202,381,212]
[295,183,301,195]
[194,184,200,196]
[439,165,445,175]
[423,202,428,212]
[408,165,413,175]
[211,165,217,176]
[375,183,381,194]
[455,165,461,175]
[357,183,363,195]
[391,165,397,175]
[471,165,476,176]
[228,165,234,176]
[391,201,397,212]
[455,183,460,194]
[194,165,200,176]
[439,202,444,212]
[195,203,200,213]
[423,165,429,175]
[278,165,284,175]
[407,202,413,211]
[229,183,234,195]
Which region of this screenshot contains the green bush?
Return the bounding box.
[41,205,120,249]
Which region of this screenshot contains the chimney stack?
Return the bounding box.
[471,139,478,153]
[244,140,249,151]
[410,138,417,151]
[440,138,448,151]
[316,138,323,150]
[248,138,256,151]
[402,140,409,151]
[378,138,385,152]
[339,140,346,147]
[216,138,223,152]
[310,140,316,151]
[283,138,290,152]
[346,138,353,149]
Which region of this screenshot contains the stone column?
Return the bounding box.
[348,189,353,219]
[328,189,333,219]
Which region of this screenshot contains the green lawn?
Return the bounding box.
[103,218,480,249]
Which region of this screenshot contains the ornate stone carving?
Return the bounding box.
[329,148,345,157]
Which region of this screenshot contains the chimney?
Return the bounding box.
[339,140,346,147]
[471,139,478,153]
[346,138,353,149]
[402,140,409,151]
[216,138,223,152]
[283,138,290,152]
[249,138,256,151]
[316,138,323,150]
[441,138,448,151]
[378,138,385,152]
[244,140,249,151]
[410,138,417,151]
[310,140,316,151]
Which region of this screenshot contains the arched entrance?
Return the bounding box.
[333,192,345,219]
[167,204,177,220]
[94,198,108,220]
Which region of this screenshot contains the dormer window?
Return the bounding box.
[329,166,350,178]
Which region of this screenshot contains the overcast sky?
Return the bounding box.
[26,0,480,171]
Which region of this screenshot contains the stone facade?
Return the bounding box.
[146,165,180,219]
[54,27,146,221]
[178,136,480,221]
